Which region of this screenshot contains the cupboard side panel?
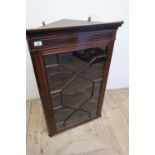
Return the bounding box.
[30,52,56,136]
[97,40,115,115]
[38,53,57,133]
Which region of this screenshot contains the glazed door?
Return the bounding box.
[43,46,108,131]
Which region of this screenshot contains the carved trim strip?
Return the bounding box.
[26,21,123,38]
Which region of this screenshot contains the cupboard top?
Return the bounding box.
[26,19,123,38]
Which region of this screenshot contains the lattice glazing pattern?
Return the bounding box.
[44,46,107,130]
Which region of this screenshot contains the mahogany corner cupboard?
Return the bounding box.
[26,19,123,137]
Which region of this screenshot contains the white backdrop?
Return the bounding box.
[26,0,129,99]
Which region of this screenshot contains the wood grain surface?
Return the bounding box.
[26,88,129,155]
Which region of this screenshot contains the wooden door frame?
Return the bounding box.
[36,39,115,136]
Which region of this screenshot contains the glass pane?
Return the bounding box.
[50,91,61,109]
[80,96,99,117]
[44,46,107,130]
[62,76,93,109]
[44,54,57,66]
[47,65,74,91]
[53,107,74,130]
